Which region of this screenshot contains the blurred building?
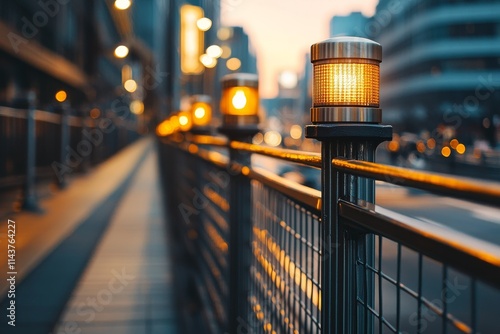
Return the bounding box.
[0,0,174,129]
[217,26,257,76]
[296,53,312,121]
[369,0,500,147]
[262,71,302,120]
[0,0,229,127]
[330,12,369,37]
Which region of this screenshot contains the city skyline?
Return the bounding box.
[221,0,378,98]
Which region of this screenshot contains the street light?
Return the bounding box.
[226,58,241,71]
[114,0,131,10]
[206,45,223,59]
[220,73,259,129]
[191,95,212,128]
[310,36,382,123]
[197,17,212,31]
[200,54,217,68]
[114,45,129,58]
[124,79,137,93]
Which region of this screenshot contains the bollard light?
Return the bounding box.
[220,73,259,127]
[191,95,212,127]
[178,110,193,132]
[310,36,382,123]
[156,120,174,137]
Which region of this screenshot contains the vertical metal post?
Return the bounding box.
[219,72,260,333]
[81,109,91,173]
[305,36,392,333]
[21,92,41,212]
[307,126,391,333]
[222,130,257,334]
[57,103,70,188]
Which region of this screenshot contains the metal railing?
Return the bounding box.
[159,133,500,334]
[0,102,140,211]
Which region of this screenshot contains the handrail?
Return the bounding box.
[0,106,27,119]
[35,110,61,124]
[339,200,500,288]
[167,134,500,206]
[191,134,228,147]
[68,115,83,127]
[173,139,321,211]
[249,167,322,212]
[230,141,322,168]
[190,135,322,168]
[332,158,500,207]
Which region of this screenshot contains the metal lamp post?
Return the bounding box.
[190,94,213,134]
[305,36,392,333]
[218,73,260,333]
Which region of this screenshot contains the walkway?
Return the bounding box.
[0,138,180,333]
[53,148,179,333]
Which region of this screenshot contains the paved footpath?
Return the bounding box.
[54,148,179,334]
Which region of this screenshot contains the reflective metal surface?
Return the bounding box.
[249,167,321,211]
[311,107,382,123]
[190,135,228,147]
[311,36,382,62]
[221,73,259,89]
[230,141,322,168]
[332,158,500,207]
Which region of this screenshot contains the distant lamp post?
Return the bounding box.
[114,45,129,58]
[190,95,212,133]
[226,57,241,71]
[310,36,382,123]
[130,100,144,115]
[200,54,217,68]
[218,74,260,334]
[178,111,193,132]
[170,114,180,132]
[206,45,223,59]
[219,73,259,133]
[124,79,137,93]
[197,17,212,31]
[156,120,174,137]
[114,0,131,10]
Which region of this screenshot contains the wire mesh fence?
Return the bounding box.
[161,135,500,334]
[249,180,322,334]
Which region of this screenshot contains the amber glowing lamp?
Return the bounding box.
[310,36,382,123]
[220,73,259,127]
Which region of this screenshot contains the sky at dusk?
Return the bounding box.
[221,0,379,98]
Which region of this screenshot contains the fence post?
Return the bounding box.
[57,103,70,188]
[218,73,260,334]
[80,108,91,173]
[305,37,392,333]
[21,91,41,212]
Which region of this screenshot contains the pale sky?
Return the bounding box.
[221,0,379,98]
